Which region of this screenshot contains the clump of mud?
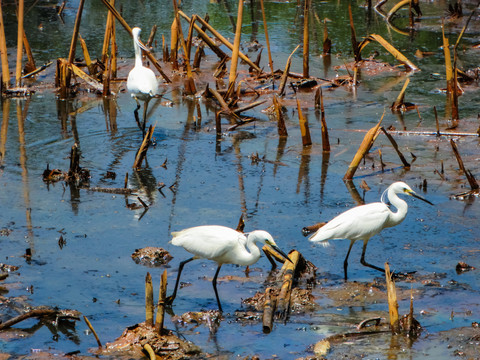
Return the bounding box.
[99,322,202,359]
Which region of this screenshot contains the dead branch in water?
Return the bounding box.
[380,127,410,167]
[450,139,479,191]
[0,308,80,331]
[275,250,300,320]
[133,125,155,170]
[84,315,102,347]
[262,287,275,333]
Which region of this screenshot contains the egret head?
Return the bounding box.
[131,27,150,52]
[249,230,292,263]
[391,181,433,205]
[132,27,141,38]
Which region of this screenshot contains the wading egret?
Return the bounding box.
[308,181,433,280]
[166,225,292,312]
[127,27,158,135]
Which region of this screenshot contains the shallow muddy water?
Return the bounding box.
[1,0,480,358]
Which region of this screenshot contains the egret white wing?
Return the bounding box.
[171,225,245,261]
[309,202,391,242]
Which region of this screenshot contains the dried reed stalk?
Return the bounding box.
[15,0,24,86]
[303,0,310,78]
[146,25,157,48]
[143,344,156,360]
[207,86,230,112]
[99,0,171,83]
[275,250,299,320]
[185,15,196,63]
[232,100,267,115]
[227,0,244,99]
[155,269,168,334]
[170,16,179,69]
[259,0,274,75]
[83,315,102,347]
[172,0,196,94]
[296,97,312,146]
[450,139,479,190]
[441,21,454,94]
[67,0,85,65]
[101,0,114,64]
[69,62,104,92]
[145,272,154,327]
[262,287,275,333]
[178,12,227,61]
[110,14,117,78]
[434,106,440,135]
[386,0,412,21]
[380,127,410,167]
[102,55,111,96]
[215,111,221,136]
[261,245,289,265]
[79,35,94,75]
[318,87,330,152]
[273,95,288,136]
[343,113,383,180]
[279,44,300,96]
[348,4,360,62]
[179,11,260,72]
[0,2,10,88]
[391,77,410,110]
[385,263,400,334]
[359,34,418,71]
[56,58,69,99]
[236,214,245,232]
[323,18,331,55]
[22,32,36,74]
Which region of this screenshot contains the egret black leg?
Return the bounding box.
[133,100,142,132]
[212,264,223,312]
[165,257,195,305]
[142,99,150,137]
[343,240,355,281]
[360,239,385,274]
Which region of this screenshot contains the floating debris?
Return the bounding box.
[132,247,173,267]
[455,261,476,274]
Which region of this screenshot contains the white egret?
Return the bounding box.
[127,27,158,135]
[308,181,433,280]
[166,225,292,312]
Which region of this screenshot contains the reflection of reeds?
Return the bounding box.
[344,114,383,180]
